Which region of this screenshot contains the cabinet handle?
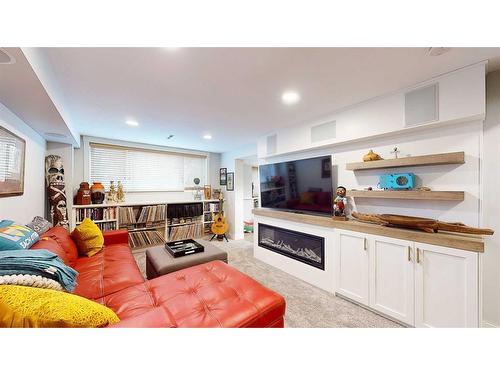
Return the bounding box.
[416,248,420,264]
[407,246,411,262]
[364,237,368,251]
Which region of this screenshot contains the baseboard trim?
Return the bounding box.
[482,321,499,328]
[335,292,411,328]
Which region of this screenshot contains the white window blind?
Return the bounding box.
[90,143,207,192]
[0,136,20,183]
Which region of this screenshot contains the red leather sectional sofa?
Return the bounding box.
[30,227,286,327]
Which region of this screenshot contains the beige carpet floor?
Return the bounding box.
[133,235,402,328]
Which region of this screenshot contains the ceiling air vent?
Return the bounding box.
[311,120,336,143]
[0,48,15,64]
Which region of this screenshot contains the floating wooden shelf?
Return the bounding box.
[346,151,465,171]
[347,190,464,201]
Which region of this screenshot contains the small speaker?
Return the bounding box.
[266,134,277,155]
[311,120,336,143]
[404,83,438,127]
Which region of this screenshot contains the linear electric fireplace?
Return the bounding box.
[258,223,325,270]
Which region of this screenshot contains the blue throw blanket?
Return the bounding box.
[0,250,78,291]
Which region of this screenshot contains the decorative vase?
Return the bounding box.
[90,182,105,204]
[76,182,92,205]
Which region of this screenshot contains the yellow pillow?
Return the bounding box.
[0,285,120,328]
[300,192,316,205]
[71,218,104,257]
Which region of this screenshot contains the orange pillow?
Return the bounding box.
[31,237,69,265]
[71,218,104,257]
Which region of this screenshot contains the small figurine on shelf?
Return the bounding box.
[117,181,125,202]
[363,149,382,162]
[333,186,348,221]
[390,146,400,159]
[107,181,118,203]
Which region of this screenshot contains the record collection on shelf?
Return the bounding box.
[167,222,204,241]
[128,229,165,249]
[119,205,166,229]
[75,207,117,222]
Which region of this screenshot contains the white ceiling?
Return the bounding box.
[11,48,500,152]
[0,48,78,144]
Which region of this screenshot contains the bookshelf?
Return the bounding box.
[71,199,222,249]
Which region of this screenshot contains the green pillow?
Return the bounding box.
[0,220,40,251]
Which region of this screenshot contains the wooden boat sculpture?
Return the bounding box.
[351,212,494,235]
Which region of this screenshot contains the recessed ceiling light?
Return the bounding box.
[0,48,15,65]
[126,119,139,127]
[281,90,301,105]
[203,134,212,140]
[44,132,67,139]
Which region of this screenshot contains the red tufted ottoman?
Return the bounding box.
[106,260,286,328]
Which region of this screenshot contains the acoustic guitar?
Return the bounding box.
[210,198,229,241]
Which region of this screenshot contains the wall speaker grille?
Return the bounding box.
[404,83,439,127]
[266,134,277,155]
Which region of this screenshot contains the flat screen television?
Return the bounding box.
[259,155,333,216]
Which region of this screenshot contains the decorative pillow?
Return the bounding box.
[299,192,316,205]
[71,218,104,257]
[0,274,63,291]
[44,226,79,266]
[0,220,40,251]
[26,216,52,236]
[0,285,120,328]
[31,237,70,265]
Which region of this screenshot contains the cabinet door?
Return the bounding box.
[334,230,370,305]
[414,243,478,328]
[369,235,415,325]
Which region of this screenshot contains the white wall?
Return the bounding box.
[220,144,258,239]
[483,70,500,327]
[0,102,46,224]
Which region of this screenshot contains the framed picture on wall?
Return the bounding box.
[0,125,26,197]
[219,168,227,185]
[321,157,331,178]
[226,172,234,191]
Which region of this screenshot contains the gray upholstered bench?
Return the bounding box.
[145,241,228,279]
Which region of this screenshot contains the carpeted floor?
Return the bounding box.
[133,236,403,328]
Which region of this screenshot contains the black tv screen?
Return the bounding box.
[259,155,333,216]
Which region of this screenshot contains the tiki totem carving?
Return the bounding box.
[45,155,69,229]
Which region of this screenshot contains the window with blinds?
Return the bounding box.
[89,143,207,192]
[0,135,21,183]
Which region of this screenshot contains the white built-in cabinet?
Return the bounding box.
[369,235,415,325]
[334,229,479,327]
[414,242,478,328]
[334,230,370,306]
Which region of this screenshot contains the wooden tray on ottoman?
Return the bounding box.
[165,239,204,258]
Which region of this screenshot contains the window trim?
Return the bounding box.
[83,136,209,193]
